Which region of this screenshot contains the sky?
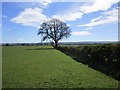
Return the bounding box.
[1,0,119,43]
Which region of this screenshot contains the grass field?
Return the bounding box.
[2,46,119,88]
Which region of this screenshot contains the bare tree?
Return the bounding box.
[38,18,71,47]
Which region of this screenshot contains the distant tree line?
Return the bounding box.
[2,42,117,46]
[2,43,51,46]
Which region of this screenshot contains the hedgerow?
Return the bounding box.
[56,43,120,80]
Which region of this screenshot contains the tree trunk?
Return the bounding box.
[55,40,58,47]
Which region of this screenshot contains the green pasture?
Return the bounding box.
[2,46,118,88]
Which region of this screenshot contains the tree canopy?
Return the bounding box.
[38,18,71,47]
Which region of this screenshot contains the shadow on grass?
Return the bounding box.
[27,48,55,50]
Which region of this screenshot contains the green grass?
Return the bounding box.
[2,46,118,88]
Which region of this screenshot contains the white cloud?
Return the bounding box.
[39,0,52,8]
[11,8,48,28]
[52,11,83,21]
[79,8,118,27]
[103,8,118,16]
[17,38,24,43]
[2,15,7,19]
[52,0,118,22]
[91,16,103,22]
[72,31,92,36]
[85,27,94,30]
[11,0,118,28]
[80,0,118,13]
[79,16,117,27]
